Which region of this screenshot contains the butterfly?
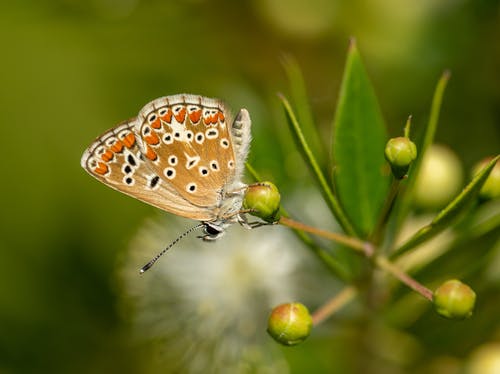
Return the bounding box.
[81,94,253,271]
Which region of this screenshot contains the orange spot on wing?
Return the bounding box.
[151,117,161,129]
[94,162,109,175]
[110,140,124,153]
[204,114,217,125]
[160,108,173,124]
[174,107,186,123]
[144,131,160,145]
[145,146,158,161]
[101,150,114,162]
[123,133,136,148]
[217,111,225,122]
[189,109,202,124]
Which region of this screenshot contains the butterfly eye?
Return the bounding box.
[205,223,222,236]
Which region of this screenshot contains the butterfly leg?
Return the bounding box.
[237,212,276,230]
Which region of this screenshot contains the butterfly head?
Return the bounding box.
[200,221,227,240]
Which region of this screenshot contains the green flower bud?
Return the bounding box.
[385,137,417,178]
[472,157,500,201]
[267,302,312,346]
[433,279,476,320]
[414,144,464,210]
[243,182,281,223]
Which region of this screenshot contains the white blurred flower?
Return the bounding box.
[118,214,335,373]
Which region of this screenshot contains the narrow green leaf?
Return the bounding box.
[391,155,500,259]
[279,94,356,236]
[282,55,327,167]
[245,162,262,183]
[391,71,451,232]
[332,40,389,237]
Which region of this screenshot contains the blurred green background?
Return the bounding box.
[1,0,499,373]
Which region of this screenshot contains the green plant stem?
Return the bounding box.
[370,177,401,245]
[279,216,371,255]
[374,256,434,301]
[392,71,451,232]
[404,115,412,138]
[279,216,434,301]
[312,286,357,326]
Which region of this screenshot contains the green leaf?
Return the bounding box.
[332,40,389,237]
[279,94,356,236]
[390,71,451,234]
[391,155,500,259]
[282,55,328,168]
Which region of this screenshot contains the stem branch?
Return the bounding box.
[374,256,434,301]
[312,286,357,326]
[370,178,401,245]
[279,216,433,301]
[279,216,371,255]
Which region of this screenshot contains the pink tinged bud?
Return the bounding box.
[243,182,281,223]
[267,302,312,346]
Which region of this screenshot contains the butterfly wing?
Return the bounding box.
[134,94,243,208]
[227,107,251,188]
[81,118,216,221]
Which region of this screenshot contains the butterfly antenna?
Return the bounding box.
[139,223,205,274]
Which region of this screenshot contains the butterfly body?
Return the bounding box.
[81,94,251,239]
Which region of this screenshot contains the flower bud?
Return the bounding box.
[414,144,464,210]
[385,137,417,179]
[433,279,476,319]
[267,302,312,346]
[472,157,500,201]
[243,182,281,223]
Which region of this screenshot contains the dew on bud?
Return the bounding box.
[433,279,476,320]
[267,302,312,346]
[243,181,281,223]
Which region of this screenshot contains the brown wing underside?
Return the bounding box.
[80,118,216,221]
